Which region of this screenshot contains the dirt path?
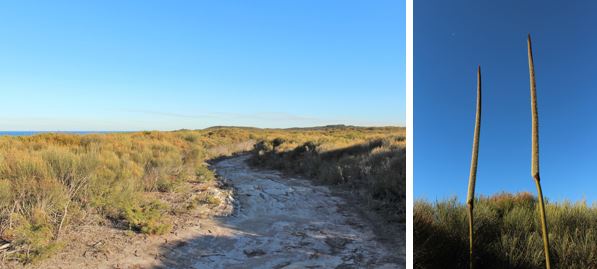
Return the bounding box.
[24,155,403,269]
[154,155,404,269]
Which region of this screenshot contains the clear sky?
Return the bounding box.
[415,1,597,203]
[0,1,404,131]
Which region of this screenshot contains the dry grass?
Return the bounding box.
[414,193,597,268]
[247,126,406,222]
[0,128,259,263]
[0,126,402,264]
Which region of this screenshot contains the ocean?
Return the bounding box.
[0,131,123,136]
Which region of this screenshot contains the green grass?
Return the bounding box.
[414,193,597,268]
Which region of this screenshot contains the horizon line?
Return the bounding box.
[0,124,406,133]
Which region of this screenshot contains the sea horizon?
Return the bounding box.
[0,131,128,136]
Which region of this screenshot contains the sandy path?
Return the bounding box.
[154,155,404,269]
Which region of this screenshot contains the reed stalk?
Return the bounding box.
[527,33,551,269]
[466,65,482,269]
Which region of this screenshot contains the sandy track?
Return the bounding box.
[17,155,403,269]
[154,155,404,269]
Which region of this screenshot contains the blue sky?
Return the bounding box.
[0,1,404,131]
[415,1,597,203]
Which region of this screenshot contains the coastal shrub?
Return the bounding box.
[123,200,171,235]
[247,127,406,223]
[0,126,403,263]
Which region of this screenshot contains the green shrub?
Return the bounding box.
[6,211,64,264]
[123,200,172,235]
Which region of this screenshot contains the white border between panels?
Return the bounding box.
[405,0,413,268]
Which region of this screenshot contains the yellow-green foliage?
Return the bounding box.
[0,128,259,263]
[123,200,172,235]
[248,127,406,222]
[195,193,222,207]
[0,126,402,263]
[414,193,597,269]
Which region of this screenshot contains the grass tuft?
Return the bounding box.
[414,193,597,268]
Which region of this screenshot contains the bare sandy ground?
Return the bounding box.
[155,155,404,269]
[16,155,403,269]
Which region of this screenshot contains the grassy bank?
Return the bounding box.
[414,193,597,268]
[247,126,405,223]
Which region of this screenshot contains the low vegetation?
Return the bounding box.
[0,125,402,264]
[414,193,597,268]
[248,126,406,223]
[0,128,259,263]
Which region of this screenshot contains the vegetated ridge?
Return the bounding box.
[0,126,403,267]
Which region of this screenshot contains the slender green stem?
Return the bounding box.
[528,33,551,269]
[466,66,482,269]
[467,205,474,269]
[534,174,551,269]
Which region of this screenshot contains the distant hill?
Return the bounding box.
[202,125,404,131]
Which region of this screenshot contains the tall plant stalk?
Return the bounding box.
[466,66,482,269]
[527,34,551,269]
